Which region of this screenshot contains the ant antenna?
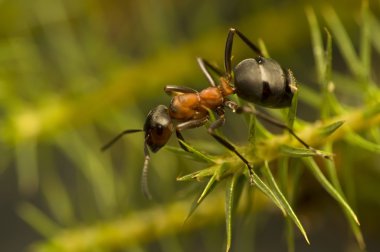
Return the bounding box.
[101,129,143,151]
[142,141,152,199]
[102,129,154,199]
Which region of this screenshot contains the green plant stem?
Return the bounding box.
[32,102,380,251]
[254,104,380,163]
[32,188,268,252]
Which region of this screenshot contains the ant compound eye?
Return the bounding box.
[148,124,173,152]
[155,124,164,135]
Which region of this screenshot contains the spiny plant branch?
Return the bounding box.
[31,101,380,252]
[31,189,269,252]
[254,104,380,163]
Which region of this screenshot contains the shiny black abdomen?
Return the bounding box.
[233,57,295,108]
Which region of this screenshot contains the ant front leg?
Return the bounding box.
[224,28,264,77]
[175,117,209,152]
[224,101,331,159]
[207,112,255,184]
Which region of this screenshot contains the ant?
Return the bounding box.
[102,28,328,199]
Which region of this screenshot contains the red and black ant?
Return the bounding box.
[102,28,327,198]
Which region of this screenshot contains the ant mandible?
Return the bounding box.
[102,28,327,199]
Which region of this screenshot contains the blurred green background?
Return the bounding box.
[1,0,379,251]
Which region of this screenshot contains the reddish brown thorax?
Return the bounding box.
[199,87,223,110]
[168,77,235,122]
[169,93,200,121]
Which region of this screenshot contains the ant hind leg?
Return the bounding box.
[224,100,331,159]
[224,28,263,77]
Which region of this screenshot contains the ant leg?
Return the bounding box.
[175,130,188,151]
[197,58,224,77]
[225,28,263,77]
[142,140,152,199]
[207,113,255,183]
[224,101,330,159]
[197,57,224,87]
[175,117,209,151]
[164,85,197,96]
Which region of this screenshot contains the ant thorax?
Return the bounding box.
[169,87,224,122]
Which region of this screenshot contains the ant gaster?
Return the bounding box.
[102,28,327,199]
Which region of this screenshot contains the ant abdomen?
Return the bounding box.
[234,57,296,108]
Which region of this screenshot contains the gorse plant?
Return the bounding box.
[173,7,363,251]
[3,2,379,252]
[172,3,378,251]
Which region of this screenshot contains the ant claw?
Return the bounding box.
[249,176,255,186]
[247,166,255,186]
[310,147,334,160]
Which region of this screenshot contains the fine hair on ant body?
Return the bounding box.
[102,28,328,199]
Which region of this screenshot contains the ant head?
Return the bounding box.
[144,105,174,153]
